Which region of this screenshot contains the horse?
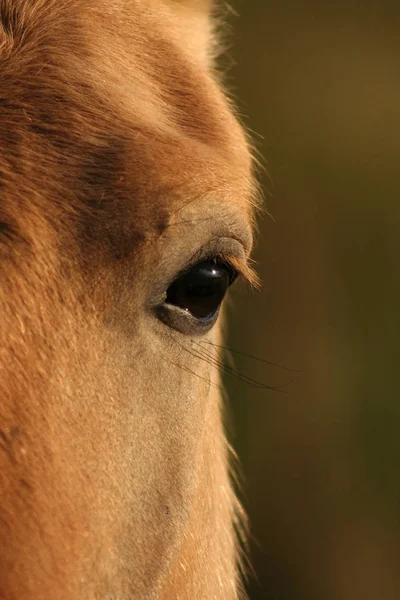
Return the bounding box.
[0,1,257,597]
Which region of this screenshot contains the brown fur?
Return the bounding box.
[0,1,256,598]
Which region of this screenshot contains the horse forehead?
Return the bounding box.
[79,2,253,210]
[0,1,253,242]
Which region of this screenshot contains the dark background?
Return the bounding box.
[224,2,400,599]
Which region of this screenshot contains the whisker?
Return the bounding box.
[162,328,293,393]
[189,342,288,392]
[198,340,299,372]
[161,356,222,391]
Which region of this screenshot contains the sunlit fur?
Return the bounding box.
[0,1,257,598]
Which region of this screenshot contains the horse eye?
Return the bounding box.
[165,260,237,322]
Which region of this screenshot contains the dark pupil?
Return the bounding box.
[166,260,233,320]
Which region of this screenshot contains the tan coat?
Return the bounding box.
[0,1,257,598]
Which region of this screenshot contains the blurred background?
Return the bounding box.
[223,2,400,599]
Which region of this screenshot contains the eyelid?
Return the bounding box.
[148,236,258,311]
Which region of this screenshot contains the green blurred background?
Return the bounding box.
[224,2,400,599]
